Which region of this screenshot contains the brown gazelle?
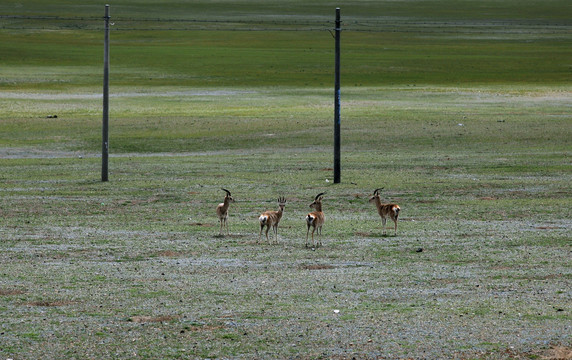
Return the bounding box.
[369,188,400,236]
[305,192,325,248]
[258,197,286,244]
[216,188,235,235]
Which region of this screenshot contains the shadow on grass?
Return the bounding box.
[355,231,398,238]
[213,234,248,239]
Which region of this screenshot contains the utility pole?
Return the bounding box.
[334,7,341,184]
[102,4,110,182]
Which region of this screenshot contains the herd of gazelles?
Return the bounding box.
[216,188,401,248]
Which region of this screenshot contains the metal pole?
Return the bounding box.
[102,4,110,182]
[334,8,341,184]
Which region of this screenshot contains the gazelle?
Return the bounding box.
[216,188,234,235]
[369,188,400,236]
[258,197,286,244]
[305,192,325,248]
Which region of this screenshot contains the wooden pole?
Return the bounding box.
[102,4,110,182]
[334,8,341,184]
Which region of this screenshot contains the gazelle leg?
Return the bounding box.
[273,225,278,244]
[312,228,316,248]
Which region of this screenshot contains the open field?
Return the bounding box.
[1,0,571,359]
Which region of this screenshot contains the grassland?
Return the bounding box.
[1,0,571,359]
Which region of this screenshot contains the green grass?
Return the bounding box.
[2,0,571,21]
[1,29,570,90]
[1,0,571,90]
[1,0,571,358]
[1,86,570,154]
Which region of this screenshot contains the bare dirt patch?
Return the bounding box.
[26,300,75,307]
[298,264,336,270]
[354,231,372,237]
[542,346,572,360]
[0,289,26,296]
[129,315,180,323]
[191,222,215,227]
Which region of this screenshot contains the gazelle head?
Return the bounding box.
[278,196,286,211]
[309,192,325,209]
[369,188,383,203]
[222,188,235,203]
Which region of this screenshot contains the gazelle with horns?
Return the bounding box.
[258,197,286,244]
[369,188,400,236]
[216,188,234,235]
[305,192,325,248]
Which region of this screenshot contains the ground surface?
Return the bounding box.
[1,1,571,358]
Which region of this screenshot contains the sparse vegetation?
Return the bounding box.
[1,0,571,359]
